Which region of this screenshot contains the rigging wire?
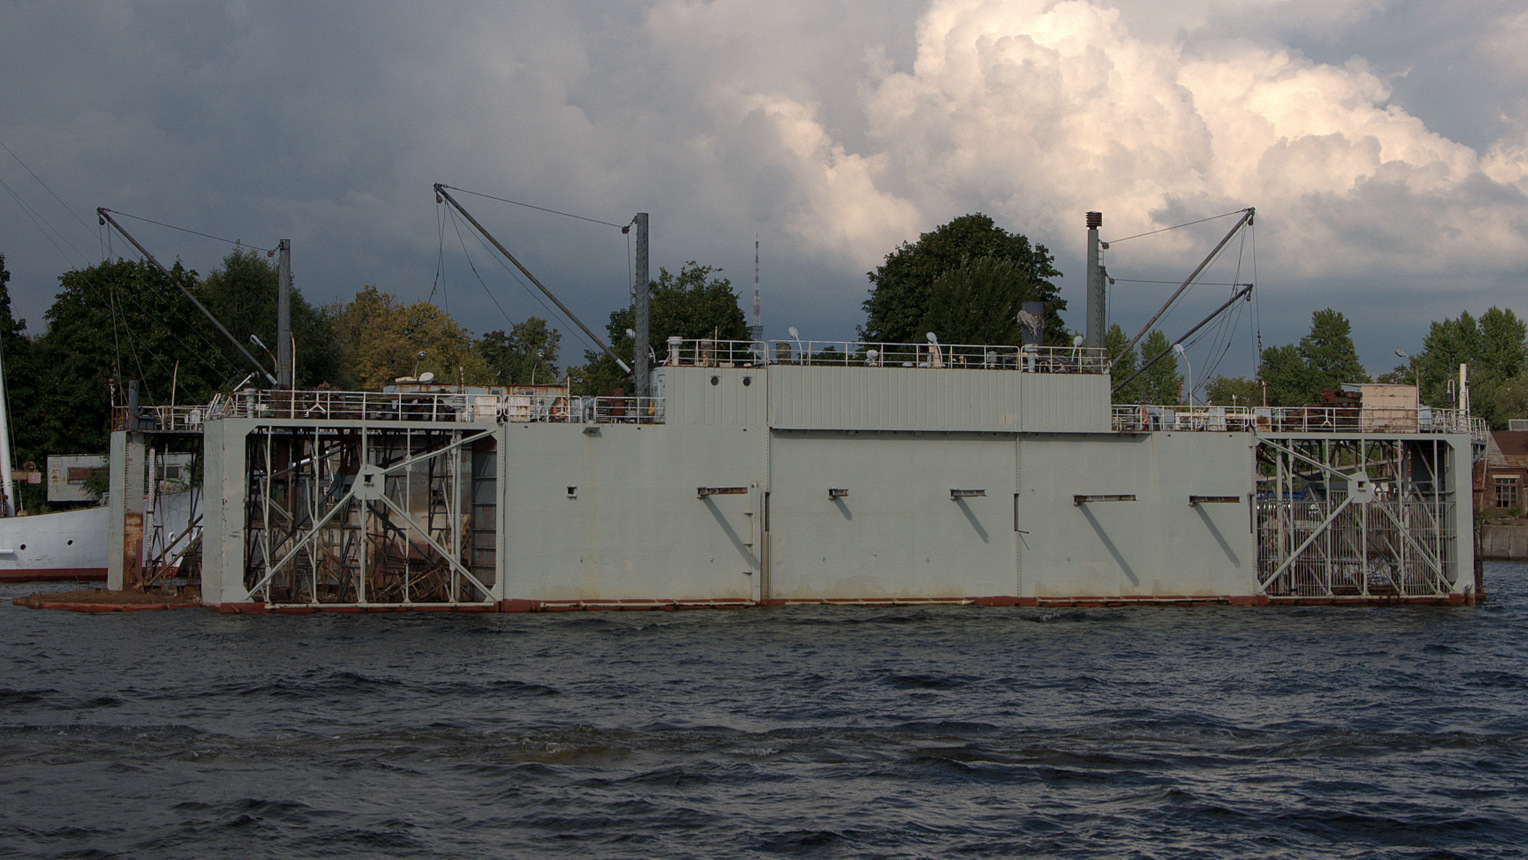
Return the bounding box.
[1251,224,1263,370]
[0,137,98,266]
[441,202,601,357]
[445,205,519,326]
[440,185,628,230]
[0,137,96,235]
[1194,230,1251,384]
[437,198,602,357]
[1105,208,1250,245]
[429,202,447,306]
[104,276,156,403]
[0,175,91,268]
[102,208,273,254]
[1110,277,1245,287]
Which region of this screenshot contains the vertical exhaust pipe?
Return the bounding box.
[1085,211,1104,349]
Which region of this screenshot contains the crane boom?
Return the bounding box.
[434,184,630,374]
[96,208,277,386]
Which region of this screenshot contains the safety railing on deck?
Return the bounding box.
[660,338,1109,374]
[111,404,212,432]
[1111,403,1488,442]
[181,389,666,425]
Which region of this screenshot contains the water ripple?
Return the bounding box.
[1,565,1526,857]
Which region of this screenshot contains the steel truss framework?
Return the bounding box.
[241,423,497,607]
[141,442,203,589]
[1255,434,1457,599]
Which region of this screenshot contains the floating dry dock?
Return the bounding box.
[104,337,1483,613]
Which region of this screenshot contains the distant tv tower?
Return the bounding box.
[750,234,763,343]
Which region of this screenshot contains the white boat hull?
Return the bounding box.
[0,491,197,583]
[0,506,107,581]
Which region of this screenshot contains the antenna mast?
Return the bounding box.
[751,235,762,344]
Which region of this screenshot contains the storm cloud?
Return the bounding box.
[2,0,1524,378]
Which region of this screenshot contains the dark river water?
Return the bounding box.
[3,564,1527,858]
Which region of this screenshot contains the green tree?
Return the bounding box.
[1412,307,1528,425]
[862,214,1066,345]
[1485,374,1528,424]
[1138,330,1182,405]
[1104,322,1143,403]
[1478,307,1528,380]
[1298,308,1368,393]
[26,258,231,456]
[920,255,1053,346]
[577,262,746,396]
[1417,311,1482,407]
[477,317,561,385]
[1203,375,1261,407]
[0,253,24,349]
[198,247,342,388]
[330,286,489,389]
[1259,343,1313,406]
[1373,363,1413,385]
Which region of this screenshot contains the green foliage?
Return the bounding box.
[1203,375,1262,407]
[329,286,489,389]
[1138,330,1182,405]
[1472,373,1528,429]
[1373,363,1413,385]
[1,250,346,505]
[198,247,342,388]
[476,317,561,385]
[1298,308,1369,392]
[1255,309,1365,407]
[861,214,1066,345]
[577,262,746,396]
[1417,311,1482,406]
[1414,307,1528,428]
[24,258,233,456]
[1258,343,1314,406]
[1478,504,1525,522]
[81,467,110,501]
[920,256,1054,346]
[1104,323,1143,403]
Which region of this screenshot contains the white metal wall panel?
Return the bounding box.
[666,366,767,427]
[768,366,1026,432]
[766,432,1017,600]
[500,422,763,602]
[1015,433,1256,599]
[197,419,247,605]
[1018,374,1111,433]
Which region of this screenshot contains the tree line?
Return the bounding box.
[2,212,1524,507]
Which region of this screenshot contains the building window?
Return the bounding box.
[1495,476,1519,509]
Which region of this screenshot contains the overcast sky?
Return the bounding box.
[3,0,1525,384]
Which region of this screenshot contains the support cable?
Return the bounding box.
[1118,208,1255,363]
[97,208,276,386]
[434,185,628,372]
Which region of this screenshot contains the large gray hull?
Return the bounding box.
[190,349,1481,612]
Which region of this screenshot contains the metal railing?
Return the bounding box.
[659,338,1109,374]
[195,389,664,425]
[111,404,211,432]
[1112,403,1488,442]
